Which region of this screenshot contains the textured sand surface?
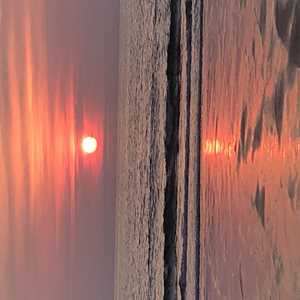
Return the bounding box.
[117,0,300,299]
[201,1,300,299]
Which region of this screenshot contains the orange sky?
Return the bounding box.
[0,0,118,299]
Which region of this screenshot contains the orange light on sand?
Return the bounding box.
[204,139,234,156]
[81,136,98,154]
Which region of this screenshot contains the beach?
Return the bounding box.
[116,0,300,299]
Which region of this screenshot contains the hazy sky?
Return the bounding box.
[0,0,119,299]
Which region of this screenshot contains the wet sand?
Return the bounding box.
[202,0,300,299]
[116,0,300,299]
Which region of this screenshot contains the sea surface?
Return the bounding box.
[116,0,201,299]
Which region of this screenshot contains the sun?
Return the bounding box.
[81,136,98,154]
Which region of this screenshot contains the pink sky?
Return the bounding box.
[0,0,119,299]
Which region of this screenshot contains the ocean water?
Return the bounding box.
[116,0,201,299]
[202,0,300,299]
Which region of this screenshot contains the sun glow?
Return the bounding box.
[204,139,234,156]
[81,136,98,154]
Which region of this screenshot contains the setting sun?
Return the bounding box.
[81,136,98,154]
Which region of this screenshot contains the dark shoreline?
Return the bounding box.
[115,1,202,299]
[164,0,203,299]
